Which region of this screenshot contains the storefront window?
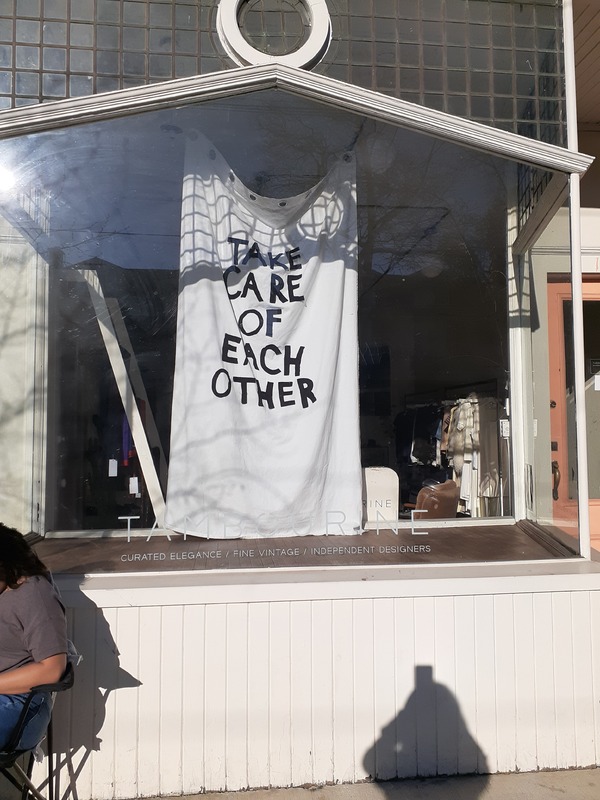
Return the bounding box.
[527,208,579,552]
[0,87,581,564]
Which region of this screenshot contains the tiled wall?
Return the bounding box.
[0,0,566,141]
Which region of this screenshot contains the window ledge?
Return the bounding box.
[54,557,600,608]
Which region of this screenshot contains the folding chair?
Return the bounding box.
[0,662,74,800]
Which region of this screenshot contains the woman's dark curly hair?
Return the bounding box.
[0,524,49,588]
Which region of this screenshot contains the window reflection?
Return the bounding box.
[0,89,574,552]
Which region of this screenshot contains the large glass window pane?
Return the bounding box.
[0,89,579,563]
[526,206,580,553]
[0,201,47,533]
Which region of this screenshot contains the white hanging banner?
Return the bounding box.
[165,135,361,538]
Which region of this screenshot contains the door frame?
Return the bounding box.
[548,276,600,549]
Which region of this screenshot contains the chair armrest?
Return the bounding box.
[30,662,75,694]
[2,663,75,754]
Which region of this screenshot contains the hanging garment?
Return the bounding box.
[447,396,476,514]
[165,134,362,538]
[477,397,504,516]
[447,394,505,517]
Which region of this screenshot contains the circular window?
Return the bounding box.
[238,0,309,57]
[217,0,331,69]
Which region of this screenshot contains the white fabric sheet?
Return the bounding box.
[165,135,362,538]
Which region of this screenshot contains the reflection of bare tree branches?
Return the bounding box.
[0,214,48,533]
[354,127,511,409]
[359,206,450,299]
[0,91,517,533]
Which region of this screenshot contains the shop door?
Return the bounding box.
[581,283,600,546]
[548,279,600,546]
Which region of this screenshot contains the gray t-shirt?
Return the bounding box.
[0,574,67,674]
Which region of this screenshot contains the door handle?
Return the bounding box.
[551,460,561,501]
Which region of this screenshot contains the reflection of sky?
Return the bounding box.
[0,89,515,282]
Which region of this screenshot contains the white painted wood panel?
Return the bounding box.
[312,600,334,784]
[474,595,497,774]
[393,598,417,779]
[552,593,577,769]
[412,598,436,777]
[290,601,313,786]
[136,606,162,797]
[112,607,140,798]
[203,604,228,791]
[453,595,478,776]
[55,606,95,799]
[331,598,355,784]
[226,603,249,791]
[247,603,270,788]
[352,599,375,782]
[513,593,537,772]
[590,592,600,766]
[92,606,119,799]
[159,606,184,796]
[570,592,596,767]
[373,598,396,781]
[181,604,206,794]
[433,597,457,777]
[37,582,600,800]
[532,593,557,768]
[269,602,292,787]
[492,594,517,774]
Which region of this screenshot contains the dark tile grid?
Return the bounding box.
[517,164,553,230]
[240,0,309,56]
[0,0,566,142]
[0,0,228,108]
[318,0,566,140]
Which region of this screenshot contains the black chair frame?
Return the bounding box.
[0,662,74,800]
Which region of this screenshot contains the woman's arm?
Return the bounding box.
[0,653,67,694]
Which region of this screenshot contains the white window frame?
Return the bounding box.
[0,63,593,556]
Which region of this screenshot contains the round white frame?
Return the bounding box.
[217,0,332,69]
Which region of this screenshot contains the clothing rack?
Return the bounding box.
[397,383,510,518]
[404,398,459,409]
[404,379,500,408]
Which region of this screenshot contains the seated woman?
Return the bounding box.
[0,524,67,752]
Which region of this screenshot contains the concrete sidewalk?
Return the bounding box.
[141,768,600,800]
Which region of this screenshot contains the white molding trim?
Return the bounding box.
[216,0,331,68]
[0,64,593,174]
[55,559,600,607]
[562,0,579,151]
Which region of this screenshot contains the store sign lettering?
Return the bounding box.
[119,542,433,563]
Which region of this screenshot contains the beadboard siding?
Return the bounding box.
[41,588,600,800]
